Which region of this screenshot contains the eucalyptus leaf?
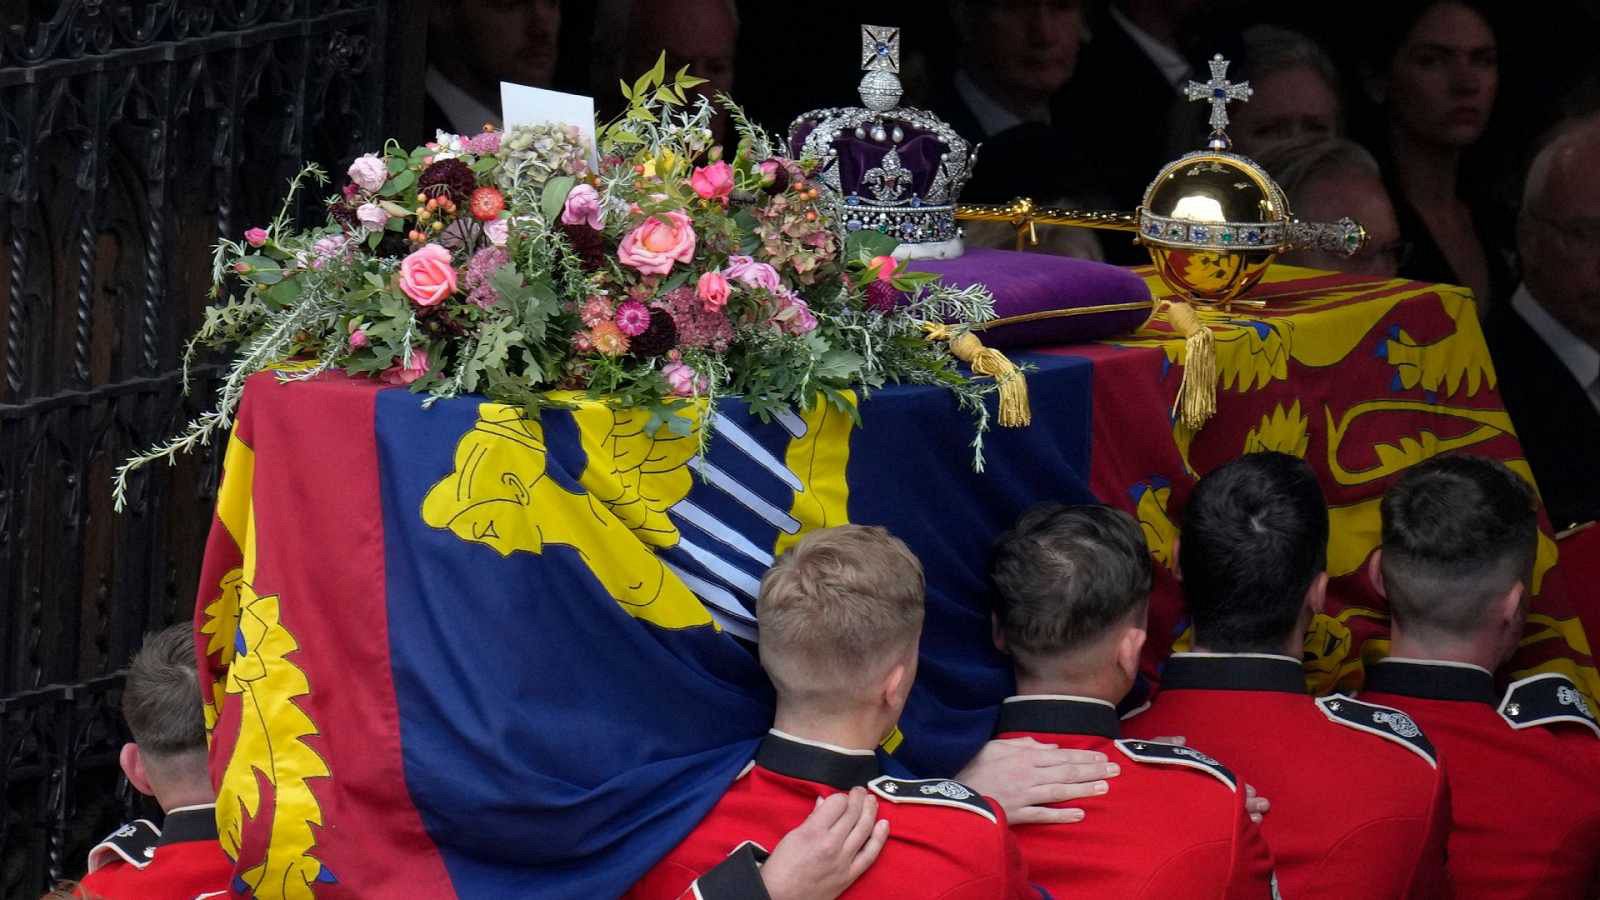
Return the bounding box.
[541,175,577,224]
[660,268,690,293]
[845,229,898,261]
[384,170,417,196]
[262,277,303,308]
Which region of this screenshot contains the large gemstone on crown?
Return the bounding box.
[1137,151,1288,304]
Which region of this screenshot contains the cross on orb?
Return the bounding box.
[1185,54,1253,150]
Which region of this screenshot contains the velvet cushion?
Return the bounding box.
[911,248,1152,348]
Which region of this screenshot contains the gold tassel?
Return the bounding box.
[926,324,1032,427]
[1159,300,1217,431]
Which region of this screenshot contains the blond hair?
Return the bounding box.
[758,525,925,707]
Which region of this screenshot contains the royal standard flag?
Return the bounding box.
[196,267,1591,899]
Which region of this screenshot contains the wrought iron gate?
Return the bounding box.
[0,2,414,892]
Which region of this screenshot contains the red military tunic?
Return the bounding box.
[1123,653,1451,900]
[1361,659,1600,898]
[627,729,1037,900]
[994,695,1279,898]
[77,804,232,900]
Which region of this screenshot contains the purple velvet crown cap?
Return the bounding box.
[910,249,1153,349]
[788,119,947,201]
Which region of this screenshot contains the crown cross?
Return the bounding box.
[861,24,900,73]
[1185,54,1252,150]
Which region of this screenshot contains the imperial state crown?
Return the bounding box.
[788,24,975,260]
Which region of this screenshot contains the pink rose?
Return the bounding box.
[484,218,509,247]
[349,327,369,349]
[347,153,388,193]
[244,227,268,247]
[356,202,388,230]
[662,361,707,397]
[690,161,735,205]
[617,210,697,276]
[561,183,604,230]
[724,255,782,292]
[696,271,730,311]
[398,244,458,306]
[381,348,430,385]
[868,254,898,284]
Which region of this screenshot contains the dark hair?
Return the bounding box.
[989,504,1153,664]
[1360,0,1498,75]
[1180,452,1329,651]
[1380,455,1537,636]
[122,623,206,759]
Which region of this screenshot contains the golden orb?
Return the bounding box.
[1137,152,1289,305]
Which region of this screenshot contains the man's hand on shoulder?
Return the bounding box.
[957,737,1121,825]
[762,787,889,900]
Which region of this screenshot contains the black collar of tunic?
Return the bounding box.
[1364,659,1496,704]
[157,806,219,848]
[995,696,1121,739]
[1160,653,1307,694]
[756,731,882,791]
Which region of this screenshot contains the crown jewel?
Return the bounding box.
[787,24,976,259]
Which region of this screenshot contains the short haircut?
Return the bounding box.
[122,623,206,759]
[1180,452,1330,651]
[1381,455,1537,637]
[758,525,925,705]
[1240,25,1342,100]
[989,504,1152,669]
[1256,137,1383,207]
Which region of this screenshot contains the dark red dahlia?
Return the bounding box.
[418,158,477,204]
[629,310,679,358]
[865,279,904,314]
[327,200,359,231]
[560,222,606,271]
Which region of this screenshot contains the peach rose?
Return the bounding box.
[398,243,457,306]
[618,210,696,276]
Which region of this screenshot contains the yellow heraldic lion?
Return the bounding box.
[421,399,714,630]
[218,583,332,899]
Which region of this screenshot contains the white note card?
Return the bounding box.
[499,83,599,169]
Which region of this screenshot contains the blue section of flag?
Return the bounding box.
[846,351,1098,776]
[377,392,768,899]
[372,348,1096,896]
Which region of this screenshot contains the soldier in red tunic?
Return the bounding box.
[627,525,1038,899]
[986,502,1278,898]
[1122,452,1451,899]
[1359,455,1600,898]
[77,624,233,900]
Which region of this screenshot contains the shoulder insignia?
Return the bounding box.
[1499,673,1600,738]
[1114,739,1237,791]
[1315,694,1437,767]
[867,776,997,823]
[86,818,161,873]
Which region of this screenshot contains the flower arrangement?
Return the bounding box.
[114,60,1004,506]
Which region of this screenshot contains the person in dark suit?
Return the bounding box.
[423,0,562,136]
[938,0,1085,144]
[1487,114,1600,531]
[1053,1,1202,213]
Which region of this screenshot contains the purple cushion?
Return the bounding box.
[911,248,1152,348]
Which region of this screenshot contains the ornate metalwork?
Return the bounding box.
[0,1,399,893]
